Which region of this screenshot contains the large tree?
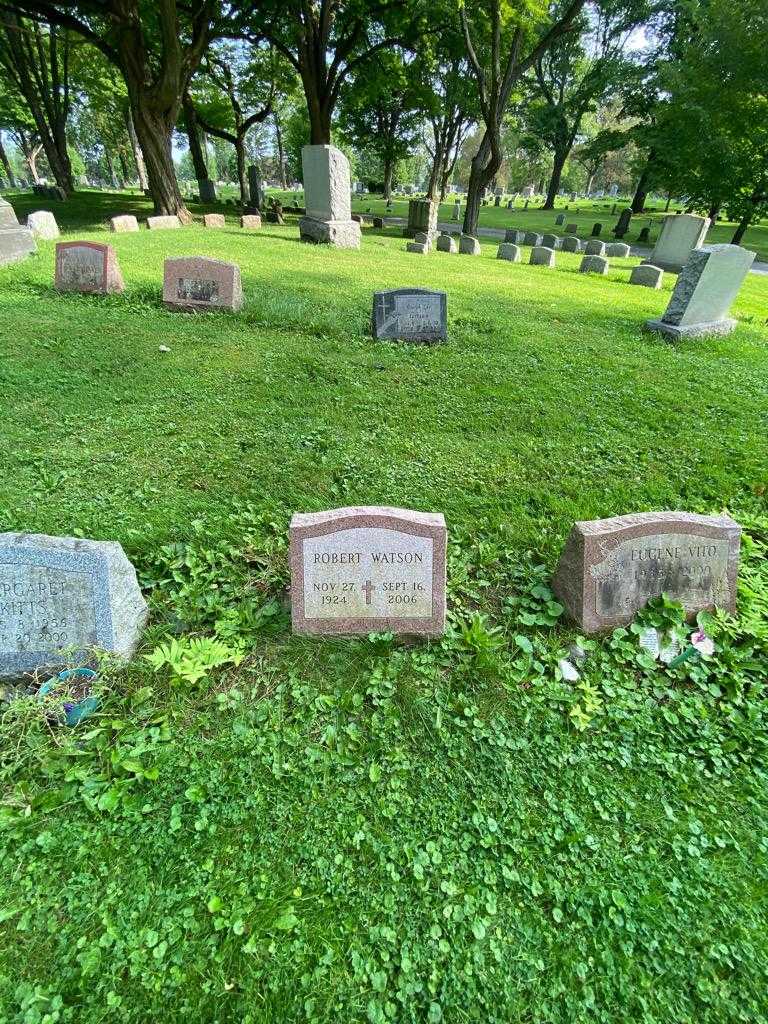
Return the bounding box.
[251,0,422,145]
[0,12,74,192]
[0,1,250,218]
[457,0,588,237]
[423,45,475,201]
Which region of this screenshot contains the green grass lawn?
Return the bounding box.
[1,192,767,1023]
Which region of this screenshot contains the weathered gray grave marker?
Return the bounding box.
[553,512,740,633]
[27,210,59,240]
[0,532,147,680]
[0,197,36,267]
[290,507,447,636]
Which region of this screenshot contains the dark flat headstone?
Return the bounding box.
[290,507,446,636]
[0,532,147,680]
[371,288,446,343]
[553,512,740,633]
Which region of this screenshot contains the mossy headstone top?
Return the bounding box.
[0,533,148,681]
[553,512,740,634]
[290,507,447,636]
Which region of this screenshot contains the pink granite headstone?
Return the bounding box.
[240,214,261,229]
[109,214,139,233]
[203,213,225,228]
[553,511,741,634]
[55,241,124,294]
[290,506,447,636]
[162,256,243,312]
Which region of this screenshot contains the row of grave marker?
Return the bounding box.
[0,509,741,681]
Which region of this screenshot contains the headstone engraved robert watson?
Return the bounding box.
[163,256,243,312]
[371,288,447,343]
[55,241,124,294]
[553,511,740,634]
[0,533,148,680]
[290,507,446,636]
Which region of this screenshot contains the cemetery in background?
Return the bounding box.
[1,0,767,1020]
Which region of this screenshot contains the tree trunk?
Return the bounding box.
[632,156,654,213]
[118,149,130,186]
[585,171,595,195]
[131,101,190,221]
[104,145,117,188]
[462,135,496,236]
[731,204,754,245]
[274,112,287,188]
[25,141,42,183]
[125,106,148,190]
[708,200,721,221]
[544,148,568,209]
[665,193,672,211]
[182,94,209,184]
[0,135,15,187]
[235,137,248,204]
[427,142,444,202]
[304,75,332,144]
[383,156,394,200]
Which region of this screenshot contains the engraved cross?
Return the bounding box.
[362,580,375,605]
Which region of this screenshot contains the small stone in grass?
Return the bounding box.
[159,345,170,353]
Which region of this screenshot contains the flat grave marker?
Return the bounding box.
[290,507,447,636]
[109,214,139,233]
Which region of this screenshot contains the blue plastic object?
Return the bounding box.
[38,667,99,726]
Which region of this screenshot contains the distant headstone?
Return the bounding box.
[555,214,565,225]
[459,234,480,255]
[524,200,529,209]
[299,145,360,247]
[541,233,560,249]
[580,255,609,275]
[523,231,542,247]
[630,264,663,289]
[530,246,555,267]
[0,532,148,680]
[505,229,525,244]
[565,223,578,235]
[406,241,428,254]
[645,244,755,339]
[561,236,581,253]
[371,288,446,343]
[553,512,740,634]
[203,213,225,228]
[290,507,447,636]
[613,208,632,238]
[163,256,243,313]
[109,214,139,233]
[404,198,437,239]
[606,242,631,257]
[437,233,457,253]
[591,222,602,237]
[351,213,364,224]
[506,200,513,209]
[55,241,124,294]
[372,216,384,228]
[27,210,60,240]
[644,214,709,272]
[413,230,430,247]
[0,197,36,267]
[637,226,651,244]
[240,214,261,229]
[584,239,605,256]
[608,183,619,197]
[452,202,461,221]
[146,215,182,230]
[497,242,521,262]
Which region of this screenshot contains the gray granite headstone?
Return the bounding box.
[645,244,755,339]
[0,197,36,267]
[553,512,740,633]
[27,210,60,240]
[371,288,446,343]
[0,533,148,680]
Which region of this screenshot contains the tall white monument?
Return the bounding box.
[299,145,361,249]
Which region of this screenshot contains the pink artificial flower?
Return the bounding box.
[690,630,715,657]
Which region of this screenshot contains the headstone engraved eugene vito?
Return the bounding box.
[0,533,148,680]
[163,256,243,312]
[371,288,447,343]
[553,512,740,634]
[290,507,446,636]
[55,241,124,294]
